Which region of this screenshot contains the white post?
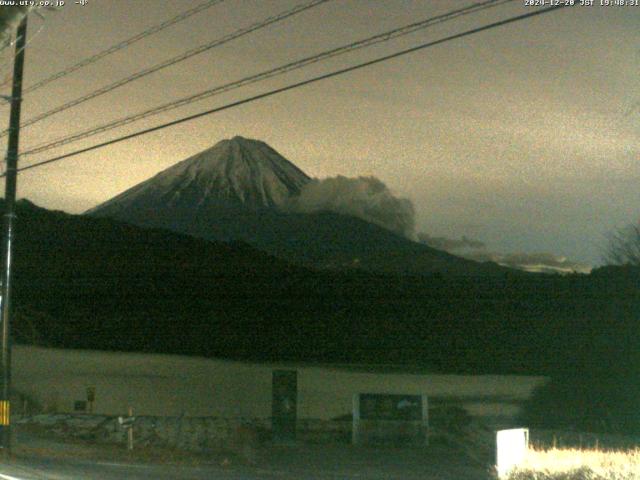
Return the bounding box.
[127,406,134,451]
[352,394,360,445]
[421,394,429,446]
[495,428,529,478]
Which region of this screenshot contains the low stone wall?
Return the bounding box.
[16,407,494,452]
[296,419,351,443]
[17,414,353,452]
[17,414,271,452]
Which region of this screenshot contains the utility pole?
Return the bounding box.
[0,15,28,454]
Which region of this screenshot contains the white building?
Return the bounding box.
[11,345,546,428]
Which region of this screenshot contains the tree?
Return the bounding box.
[520,371,640,435]
[0,7,31,45]
[604,223,640,266]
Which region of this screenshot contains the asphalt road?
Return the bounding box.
[0,447,490,480]
[1,459,257,480]
[0,435,491,480]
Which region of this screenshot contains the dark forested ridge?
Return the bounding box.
[8,200,640,382]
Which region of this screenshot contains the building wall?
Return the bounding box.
[12,345,547,423]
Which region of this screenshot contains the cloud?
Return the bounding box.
[461,251,591,274]
[285,176,590,274]
[417,232,590,274]
[417,233,485,251]
[284,176,416,239]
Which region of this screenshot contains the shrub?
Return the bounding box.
[520,373,640,435]
[500,447,640,480]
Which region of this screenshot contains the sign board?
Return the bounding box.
[118,415,136,429]
[496,428,529,478]
[353,393,428,446]
[359,394,423,421]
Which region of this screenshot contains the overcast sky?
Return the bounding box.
[0,0,638,267]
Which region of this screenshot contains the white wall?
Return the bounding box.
[12,345,547,421]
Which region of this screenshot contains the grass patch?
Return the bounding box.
[502,446,640,479]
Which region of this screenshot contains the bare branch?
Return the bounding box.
[604,223,640,266]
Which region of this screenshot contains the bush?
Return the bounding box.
[520,372,640,435]
[499,447,640,480]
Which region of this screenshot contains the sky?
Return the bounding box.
[0,0,638,268]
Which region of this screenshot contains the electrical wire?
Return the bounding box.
[22,0,512,157]
[9,3,572,177]
[17,0,226,97]
[0,0,330,138]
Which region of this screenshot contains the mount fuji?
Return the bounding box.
[87,136,310,218]
[87,136,504,276]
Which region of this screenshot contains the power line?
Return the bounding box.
[16,0,226,98]
[22,0,512,157]
[0,0,330,138]
[10,3,572,177]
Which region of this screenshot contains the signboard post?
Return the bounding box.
[86,387,95,414]
[118,407,136,451]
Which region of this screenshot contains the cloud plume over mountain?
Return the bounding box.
[285,175,416,239]
[286,175,590,274]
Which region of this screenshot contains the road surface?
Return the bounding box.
[0,441,490,479]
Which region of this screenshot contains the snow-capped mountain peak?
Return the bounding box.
[87,136,311,215]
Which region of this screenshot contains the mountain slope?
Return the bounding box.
[8,199,640,378]
[10,201,640,435]
[87,137,504,276]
